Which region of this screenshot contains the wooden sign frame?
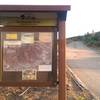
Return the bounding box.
[0,5,70,100]
[0,27,57,87]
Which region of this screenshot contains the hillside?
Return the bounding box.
[67,31,100,47]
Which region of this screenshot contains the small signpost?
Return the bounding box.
[0,5,70,100]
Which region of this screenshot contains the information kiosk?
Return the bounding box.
[0,5,70,100]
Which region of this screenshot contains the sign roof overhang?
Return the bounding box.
[0,5,71,27]
[0,5,70,12]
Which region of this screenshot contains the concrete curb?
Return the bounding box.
[67,66,98,100]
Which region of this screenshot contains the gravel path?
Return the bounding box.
[67,41,100,99]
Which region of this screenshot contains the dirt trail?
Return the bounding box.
[66,41,100,99]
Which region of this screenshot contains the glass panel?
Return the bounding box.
[2,32,52,81]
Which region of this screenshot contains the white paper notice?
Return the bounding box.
[21,33,34,44]
[4,41,21,46]
[39,65,52,71]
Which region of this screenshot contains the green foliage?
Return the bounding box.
[83,31,100,47]
[67,31,100,47]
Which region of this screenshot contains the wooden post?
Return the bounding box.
[52,28,57,85]
[0,33,2,81]
[58,20,66,100]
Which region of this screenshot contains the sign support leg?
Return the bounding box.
[58,20,66,100]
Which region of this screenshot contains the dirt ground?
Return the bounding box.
[0,87,58,100]
[0,40,97,100]
[0,68,94,100]
[67,75,94,100]
[67,41,100,99]
[0,75,93,100]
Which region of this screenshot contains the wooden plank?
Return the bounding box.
[0,32,2,81]
[0,81,53,87]
[0,5,71,12]
[52,28,57,85]
[2,72,52,82]
[58,20,66,100]
[0,26,55,32]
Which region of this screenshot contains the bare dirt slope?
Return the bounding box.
[67,41,100,99]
